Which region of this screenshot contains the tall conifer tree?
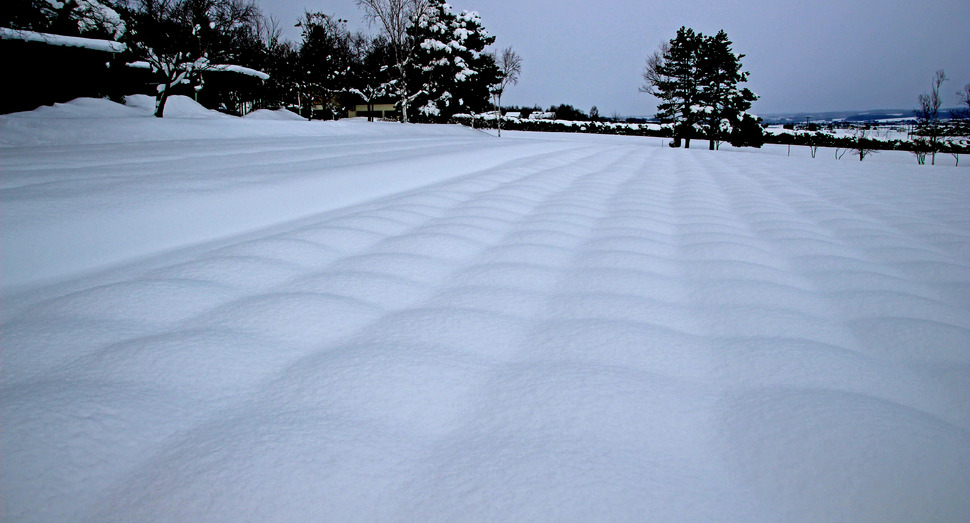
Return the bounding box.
[407,0,498,122]
[652,26,703,148]
[697,30,757,150]
[643,26,759,149]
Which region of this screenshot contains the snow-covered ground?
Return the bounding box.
[2,97,969,522]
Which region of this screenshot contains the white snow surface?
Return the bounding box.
[2,97,970,522]
[242,107,306,121]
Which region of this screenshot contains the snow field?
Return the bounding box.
[2,98,970,521]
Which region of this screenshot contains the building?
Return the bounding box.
[347,102,398,120]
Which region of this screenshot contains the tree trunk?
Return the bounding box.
[399,67,409,123]
[154,86,170,118]
[709,139,715,150]
[684,137,691,149]
[496,93,502,137]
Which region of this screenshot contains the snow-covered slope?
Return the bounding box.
[2,98,969,522]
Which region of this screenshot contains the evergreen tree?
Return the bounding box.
[643,26,758,149]
[651,26,703,148]
[551,103,587,121]
[348,35,394,121]
[696,30,757,150]
[255,28,301,111]
[406,0,498,122]
[729,113,765,148]
[296,12,354,119]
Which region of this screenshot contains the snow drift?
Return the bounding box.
[2,97,969,522]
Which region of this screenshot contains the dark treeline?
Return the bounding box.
[1,0,511,120]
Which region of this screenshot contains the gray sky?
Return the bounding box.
[261,0,970,116]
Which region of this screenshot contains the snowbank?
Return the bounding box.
[123,93,233,119]
[243,107,307,121]
[0,95,483,147]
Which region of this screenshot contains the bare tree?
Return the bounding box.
[912,138,930,165]
[915,69,948,165]
[639,41,671,95]
[491,46,521,137]
[808,132,821,158]
[255,14,282,47]
[355,0,428,122]
[957,84,970,118]
[851,127,879,161]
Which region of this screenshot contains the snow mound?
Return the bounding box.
[0,96,485,147]
[243,108,307,121]
[124,94,233,118]
[5,97,146,119]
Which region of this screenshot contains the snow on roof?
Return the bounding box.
[0,27,125,53]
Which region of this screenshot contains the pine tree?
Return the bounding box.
[348,35,394,121]
[652,26,703,148]
[297,12,354,119]
[643,27,758,149]
[696,30,757,150]
[406,0,498,122]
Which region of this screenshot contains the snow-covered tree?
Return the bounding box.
[696,30,757,150]
[296,12,354,119]
[643,26,704,148]
[355,0,428,122]
[406,0,498,123]
[123,0,264,117]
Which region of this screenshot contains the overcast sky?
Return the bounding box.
[260,0,970,116]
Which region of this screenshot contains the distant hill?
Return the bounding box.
[759,108,964,125]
